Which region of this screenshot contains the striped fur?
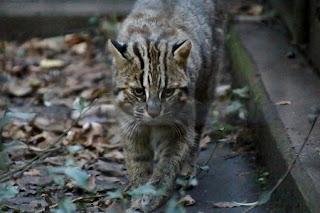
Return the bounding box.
[108,0,224,212]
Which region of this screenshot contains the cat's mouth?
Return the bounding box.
[137,116,167,126]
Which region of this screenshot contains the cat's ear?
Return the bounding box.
[108,39,128,69]
[173,40,192,66]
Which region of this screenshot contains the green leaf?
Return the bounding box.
[308,114,317,124]
[2,140,27,153]
[0,115,11,130]
[127,184,160,198]
[6,112,36,120]
[199,165,209,172]
[65,158,76,167]
[0,112,36,130]
[0,151,11,171]
[165,198,185,213]
[0,140,27,171]
[226,101,243,116]
[53,198,76,213]
[232,86,249,98]
[0,183,19,203]
[311,105,320,115]
[67,145,83,155]
[107,189,124,200]
[48,167,88,188]
[189,178,198,187]
[54,176,65,187]
[73,97,86,113]
[258,190,272,205]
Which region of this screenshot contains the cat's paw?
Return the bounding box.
[141,193,166,212]
[126,208,143,213]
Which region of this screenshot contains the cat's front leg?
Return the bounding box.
[141,133,194,212]
[123,134,154,212]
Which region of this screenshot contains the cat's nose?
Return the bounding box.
[147,103,161,118]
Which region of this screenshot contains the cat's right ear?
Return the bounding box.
[108,39,128,69]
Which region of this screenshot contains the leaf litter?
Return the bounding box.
[0,16,129,212]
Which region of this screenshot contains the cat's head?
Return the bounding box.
[108,38,192,123]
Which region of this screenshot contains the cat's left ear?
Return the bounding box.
[173,40,192,66]
[108,39,128,69]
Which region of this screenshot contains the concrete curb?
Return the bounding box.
[0,1,133,41]
[228,23,320,212]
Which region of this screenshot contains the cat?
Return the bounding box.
[107,0,224,212]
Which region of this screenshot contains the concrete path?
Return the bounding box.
[187,143,270,213]
[229,22,320,212]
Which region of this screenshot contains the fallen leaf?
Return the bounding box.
[103,150,124,162]
[40,59,65,69]
[275,100,291,105]
[105,199,113,206]
[95,175,122,184]
[215,84,231,97]
[104,200,124,213]
[23,168,40,176]
[212,201,258,208]
[7,82,32,97]
[212,201,241,208]
[94,160,125,177]
[65,34,88,46]
[248,4,264,16]
[71,42,87,55]
[200,135,211,149]
[178,195,196,206]
[86,175,96,191]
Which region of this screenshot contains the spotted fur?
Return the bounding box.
[108,0,224,212]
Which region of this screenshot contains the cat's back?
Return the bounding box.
[118,0,215,44]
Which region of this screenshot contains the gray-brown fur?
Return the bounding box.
[108,0,224,212]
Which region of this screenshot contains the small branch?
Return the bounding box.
[34,194,107,213]
[196,142,218,177]
[0,99,98,182]
[0,204,21,212]
[244,113,319,213]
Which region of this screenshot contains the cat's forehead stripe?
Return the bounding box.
[141,39,167,95]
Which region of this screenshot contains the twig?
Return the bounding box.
[196,142,218,177]
[243,113,319,213]
[34,194,108,213]
[0,204,21,212]
[0,99,98,182]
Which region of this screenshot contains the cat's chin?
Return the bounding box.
[138,117,166,126]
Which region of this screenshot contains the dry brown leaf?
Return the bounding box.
[63,129,87,146]
[212,201,257,208]
[103,150,124,162]
[212,201,241,208]
[248,4,264,16]
[7,82,32,97]
[94,160,125,177]
[275,100,291,105]
[65,33,88,46]
[77,149,98,161]
[29,131,58,148]
[178,195,196,206]
[105,200,124,213]
[40,59,65,69]
[71,42,87,55]
[86,175,96,191]
[200,135,211,149]
[105,199,113,207]
[95,176,123,184]
[23,169,40,176]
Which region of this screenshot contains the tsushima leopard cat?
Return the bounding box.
[107,0,224,212]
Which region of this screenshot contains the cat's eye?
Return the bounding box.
[163,88,175,98]
[132,88,145,96]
